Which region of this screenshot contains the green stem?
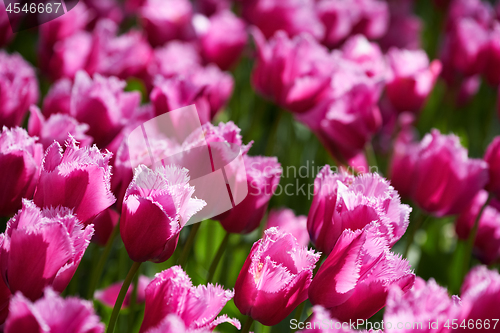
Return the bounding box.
[462,194,491,281]
[107,261,142,333]
[291,302,306,332]
[265,109,284,156]
[87,221,120,299]
[403,212,427,258]
[177,223,201,268]
[241,316,254,333]
[207,232,231,283]
[128,269,140,333]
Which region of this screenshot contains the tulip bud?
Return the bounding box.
[0,52,39,128]
[5,287,104,333]
[139,0,195,47]
[0,200,94,301]
[121,165,206,263]
[307,166,410,256]
[385,48,442,113]
[235,228,321,326]
[251,29,334,114]
[34,137,116,226]
[196,10,247,70]
[309,229,415,321]
[216,155,281,234]
[0,127,43,216]
[242,0,324,40]
[456,190,500,265]
[389,129,488,217]
[265,208,309,248]
[139,266,239,333]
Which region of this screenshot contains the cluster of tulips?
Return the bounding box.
[0,0,500,332]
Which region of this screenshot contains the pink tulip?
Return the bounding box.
[484,136,500,197]
[235,228,320,326]
[95,275,151,308]
[139,266,240,332]
[151,66,233,124]
[147,41,202,81]
[265,208,309,247]
[0,52,39,128]
[5,287,104,333]
[86,19,153,80]
[482,22,500,85]
[297,81,382,161]
[242,0,324,40]
[42,78,72,117]
[143,314,213,333]
[457,266,500,332]
[252,29,335,114]
[70,71,141,147]
[307,166,410,256]
[27,106,92,149]
[121,165,206,263]
[384,277,460,333]
[139,0,195,47]
[385,48,442,113]
[216,155,281,234]
[379,0,422,51]
[351,0,390,40]
[39,2,90,46]
[390,129,488,217]
[0,275,10,324]
[33,137,116,226]
[196,10,247,70]
[340,35,388,80]
[84,0,124,25]
[0,200,94,301]
[456,190,500,265]
[446,0,493,31]
[309,229,415,321]
[194,0,230,17]
[0,2,13,47]
[0,127,43,216]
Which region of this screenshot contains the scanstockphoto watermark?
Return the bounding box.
[247,161,380,199]
[290,319,434,331]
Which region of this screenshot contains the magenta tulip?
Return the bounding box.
[143,314,213,333]
[0,275,10,324]
[194,0,230,17]
[0,2,13,47]
[456,190,500,265]
[251,29,334,114]
[484,136,500,197]
[384,277,460,333]
[216,155,281,234]
[385,48,442,113]
[33,137,116,226]
[340,34,388,80]
[139,0,195,47]
[38,2,90,46]
[95,275,151,309]
[379,0,422,51]
[121,165,206,263]
[147,41,202,81]
[139,266,239,332]
[308,166,410,256]
[0,52,39,128]
[42,78,72,117]
[5,287,104,333]
[265,208,309,248]
[197,10,247,70]
[297,305,374,332]
[389,129,488,217]
[457,266,500,332]
[235,228,320,326]
[91,207,120,247]
[483,22,500,85]
[242,0,324,40]
[309,229,415,321]
[70,71,141,147]
[28,106,92,150]
[0,127,43,216]
[0,200,94,301]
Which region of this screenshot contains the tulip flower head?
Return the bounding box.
[34,136,116,226]
[234,228,321,326]
[5,287,104,333]
[0,127,43,216]
[0,200,94,301]
[265,208,309,248]
[121,165,206,263]
[139,265,239,332]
